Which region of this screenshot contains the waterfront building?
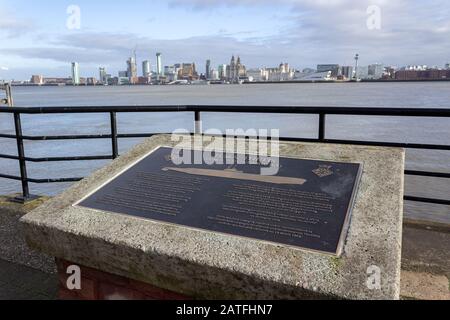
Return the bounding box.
[445,63,450,70]
[395,69,450,80]
[99,67,107,84]
[246,69,264,82]
[117,77,130,85]
[218,64,227,80]
[210,69,219,81]
[340,66,354,80]
[30,75,44,85]
[317,64,340,78]
[43,77,72,85]
[71,62,80,85]
[205,60,211,79]
[86,77,97,86]
[297,71,333,81]
[368,64,384,79]
[118,70,128,78]
[178,63,198,80]
[226,56,246,82]
[127,57,138,84]
[356,66,369,79]
[142,60,151,77]
[156,53,162,79]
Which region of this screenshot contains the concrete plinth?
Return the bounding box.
[20,135,405,300]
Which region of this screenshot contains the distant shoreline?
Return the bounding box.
[8,78,450,87]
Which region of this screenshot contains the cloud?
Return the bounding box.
[0,7,34,38]
[1,0,450,79]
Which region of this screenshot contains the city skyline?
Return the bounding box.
[1,0,450,80]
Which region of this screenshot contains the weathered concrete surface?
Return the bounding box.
[401,270,450,300]
[0,194,56,274]
[401,225,450,280]
[21,135,405,300]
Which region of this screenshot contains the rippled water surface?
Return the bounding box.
[0,83,449,223]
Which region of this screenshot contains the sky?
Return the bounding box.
[1,0,450,80]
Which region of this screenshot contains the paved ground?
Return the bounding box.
[0,258,57,300]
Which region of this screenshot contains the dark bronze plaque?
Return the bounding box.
[77,147,362,255]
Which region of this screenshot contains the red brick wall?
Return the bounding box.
[56,259,189,300]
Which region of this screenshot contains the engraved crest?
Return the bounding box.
[312,165,333,178]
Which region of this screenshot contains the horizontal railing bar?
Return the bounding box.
[0,154,112,162]
[6,133,449,151]
[21,134,114,141]
[404,196,450,206]
[405,170,450,179]
[0,133,17,139]
[1,105,450,117]
[320,138,450,150]
[0,154,19,160]
[0,173,22,181]
[27,177,84,183]
[24,155,114,162]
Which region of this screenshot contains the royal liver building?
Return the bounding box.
[227,56,247,83]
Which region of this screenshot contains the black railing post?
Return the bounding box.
[13,112,30,199]
[319,113,326,141]
[110,112,119,159]
[194,111,201,134]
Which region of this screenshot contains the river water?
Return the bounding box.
[0,83,449,223]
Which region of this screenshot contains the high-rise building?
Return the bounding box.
[71,62,80,85]
[127,57,137,82]
[99,67,107,84]
[218,64,227,80]
[156,53,162,79]
[142,60,151,77]
[118,71,128,78]
[205,59,211,79]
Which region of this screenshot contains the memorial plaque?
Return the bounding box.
[76,147,362,256]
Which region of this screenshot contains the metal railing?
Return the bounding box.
[0,105,449,207]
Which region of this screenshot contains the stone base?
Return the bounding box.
[21,135,405,300]
[57,259,188,300]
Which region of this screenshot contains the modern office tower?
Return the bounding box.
[218,64,227,80]
[156,53,162,79]
[127,57,137,79]
[99,67,107,84]
[142,60,151,77]
[71,62,80,85]
[205,59,211,79]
